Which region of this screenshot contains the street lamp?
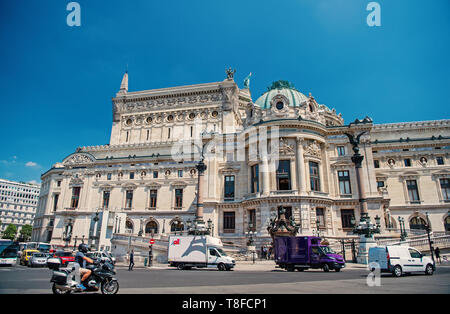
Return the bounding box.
[424,212,435,265]
[245,223,256,264]
[316,219,321,237]
[398,217,407,242]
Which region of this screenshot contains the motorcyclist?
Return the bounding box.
[74,243,94,291]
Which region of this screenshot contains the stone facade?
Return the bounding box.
[31,72,450,252]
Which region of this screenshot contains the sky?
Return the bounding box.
[0,0,449,184]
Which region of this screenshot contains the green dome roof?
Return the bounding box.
[254,80,308,109]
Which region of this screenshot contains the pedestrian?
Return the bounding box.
[268,246,273,260]
[263,246,268,260]
[260,246,264,260]
[128,249,134,271]
[434,247,441,264]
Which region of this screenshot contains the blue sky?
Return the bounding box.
[0,0,449,184]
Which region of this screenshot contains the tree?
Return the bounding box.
[19,224,33,242]
[2,224,17,240]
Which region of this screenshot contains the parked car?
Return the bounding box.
[29,252,50,268]
[53,251,75,267]
[20,249,40,266]
[86,251,116,265]
[368,245,435,277]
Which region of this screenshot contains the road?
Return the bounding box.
[0,264,449,294]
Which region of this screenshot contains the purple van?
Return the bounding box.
[274,236,345,272]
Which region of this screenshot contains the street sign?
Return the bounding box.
[150,239,155,245]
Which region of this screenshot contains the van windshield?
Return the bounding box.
[319,246,336,255]
[216,248,227,256]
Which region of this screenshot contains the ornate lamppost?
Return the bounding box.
[245,223,256,264]
[398,217,407,242]
[345,123,383,264]
[424,212,435,265]
[186,140,214,236]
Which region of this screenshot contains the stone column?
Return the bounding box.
[296,137,307,194]
[261,157,270,196]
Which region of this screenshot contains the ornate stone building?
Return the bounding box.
[31,71,450,252]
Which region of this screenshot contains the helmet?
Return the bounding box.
[78,243,89,253]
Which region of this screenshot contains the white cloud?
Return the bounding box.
[25,161,39,167]
[27,180,40,185]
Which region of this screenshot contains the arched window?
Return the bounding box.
[145,221,158,235]
[170,220,184,233]
[445,216,450,232]
[125,220,133,234]
[409,216,427,230]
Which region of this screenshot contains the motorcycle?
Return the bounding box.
[47,257,119,294]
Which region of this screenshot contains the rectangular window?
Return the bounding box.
[103,191,110,209]
[71,187,81,208]
[374,160,380,168]
[129,172,134,179]
[150,189,157,208]
[125,190,133,209]
[337,146,346,156]
[248,209,256,231]
[178,170,183,178]
[404,159,411,167]
[437,157,444,165]
[107,173,112,180]
[277,160,291,190]
[440,179,450,201]
[223,212,235,232]
[341,209,355,229]
[316,208,325,228]
[153,171,158,179]
[309,161,320,192]
[57,181,61,187]
[250,164,259,193]
[224,175,235,200]
[338,170,352,195]
[377,181,385,188]
[53,194,59,211]
[175,189,183,208]
[406,180,420,202]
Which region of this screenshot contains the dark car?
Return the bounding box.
[53,251,75,267]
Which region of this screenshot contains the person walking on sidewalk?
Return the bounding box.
[128,249,134,271]
[434,247,441,264]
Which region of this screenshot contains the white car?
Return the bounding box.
[86,251,116,265]
[368,245,435,277]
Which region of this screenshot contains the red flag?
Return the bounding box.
[172,238,180,245]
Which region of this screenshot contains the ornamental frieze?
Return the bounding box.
[63,153,95,165]
[303,140,322,159]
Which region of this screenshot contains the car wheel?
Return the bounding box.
[286,265,295,272]
[425,264,434,276]
[335,268,341,272]
[177,263,184,270]
[218,263,227,271]
[393,265,402,277]
[323,264,330,272]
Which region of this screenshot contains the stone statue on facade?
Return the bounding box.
[243,72,252,88]
[225,68,236,80]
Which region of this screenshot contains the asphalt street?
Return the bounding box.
[0,264,449,294]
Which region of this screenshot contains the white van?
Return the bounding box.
[368,245,435,277]
[168,235,235,271]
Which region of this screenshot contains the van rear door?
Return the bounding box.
[369,247,388,270]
